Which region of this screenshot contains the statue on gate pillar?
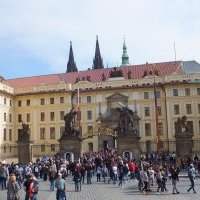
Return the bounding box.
[18,122,30,142]
[118,106,140,135]
[17,122,32,164]
[63,108,80,137]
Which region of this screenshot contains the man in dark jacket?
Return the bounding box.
[170,166,180,194]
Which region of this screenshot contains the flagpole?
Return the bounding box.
[153,75,160,152]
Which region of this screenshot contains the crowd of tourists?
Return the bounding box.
[0,149,199,199]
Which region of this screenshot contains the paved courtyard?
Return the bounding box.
[1,176,200,200]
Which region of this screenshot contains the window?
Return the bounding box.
[197,88,200,95]
[173,89,178,96]
[51,144,55,152]
[198,104,200,114]
[9,114,12,123]
[156,91,161,99]
[40,112,45,121]
[144,92,149,99]
[18,114,22,123]
[87,96,92,103]
[186,104,192,114]
[60,97,64,104]
[9,129,12,141]
[87,126,93,136]
[144,107,150,117]
[145,123,151,136]
[18,100,22,107]
[40,128,45,140]
[50,112,55,121]
[3,146,6,153]
[158,122,163,136]
[60,111,64,120]
[26,99,30,106]
[10,100,12,107]
[50,127,55,139]
[4,113,6,122]
[87,110,92,120]
[27,113,30,122]
[60,126,65,138]
[185,88,190,96]
[50,98,54,104]
[157,106,162,116]
[40,98,45,105]
[174,104,180,115]
[4,97,6,105]
[41,145,45,152]
[3,128,6,141]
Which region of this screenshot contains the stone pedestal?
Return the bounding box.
[117,135,141,159]
[59,135,81,161]
[175,133,193,157]
[18,142,32,164]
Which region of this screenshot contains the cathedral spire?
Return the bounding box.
[66,41,78,73]
[93,35,104,69]
[121,39,129,66]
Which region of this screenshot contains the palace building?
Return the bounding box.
[0,37,200,161]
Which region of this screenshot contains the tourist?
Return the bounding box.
[86,163,92,184]
[73,167,81,192]
[49,165,57,191]
[141,168,149,193]
[170,166,180,194]
[0,163,9,190]
[7,174,21,200]
[55,173,66,200]
[102,164,108,183]
[96,165,102,182]
[23,174,39,200]
[148,166,155,186]
[187,164,197,193]
[80,165,86,184]
[112,164,118,184]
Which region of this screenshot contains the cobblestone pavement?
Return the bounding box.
[1,177,200,200]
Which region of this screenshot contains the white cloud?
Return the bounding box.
[0,0,199,74]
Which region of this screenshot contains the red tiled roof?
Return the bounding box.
[6,61,183,88]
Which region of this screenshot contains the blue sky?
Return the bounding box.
[0,0,199,79]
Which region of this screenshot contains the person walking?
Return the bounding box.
[55,173,66,200]
[28,175,39,200]
[73,168,81,192]
[96,165,102,182]
[187,164,197,193]
[170,166,180,194]
[49,168,56,191]
[7,174,21,200]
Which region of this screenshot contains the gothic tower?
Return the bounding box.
[121,40,129,66]
[66,41,78,73]
[93,36,104,69]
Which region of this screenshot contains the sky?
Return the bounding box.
[0,0,200,79]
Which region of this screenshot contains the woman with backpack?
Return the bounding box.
[7,174,21,200]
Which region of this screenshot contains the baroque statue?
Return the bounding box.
[175,116,192,135]
[63,108,80,137]
[18,122,30,142]
[117,106,140,135]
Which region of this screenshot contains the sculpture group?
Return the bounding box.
[63,108,80,137]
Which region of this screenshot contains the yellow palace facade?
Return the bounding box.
[0,39,200,161]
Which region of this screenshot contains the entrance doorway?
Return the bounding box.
[88,143,93,152]
[103,141,108,150]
